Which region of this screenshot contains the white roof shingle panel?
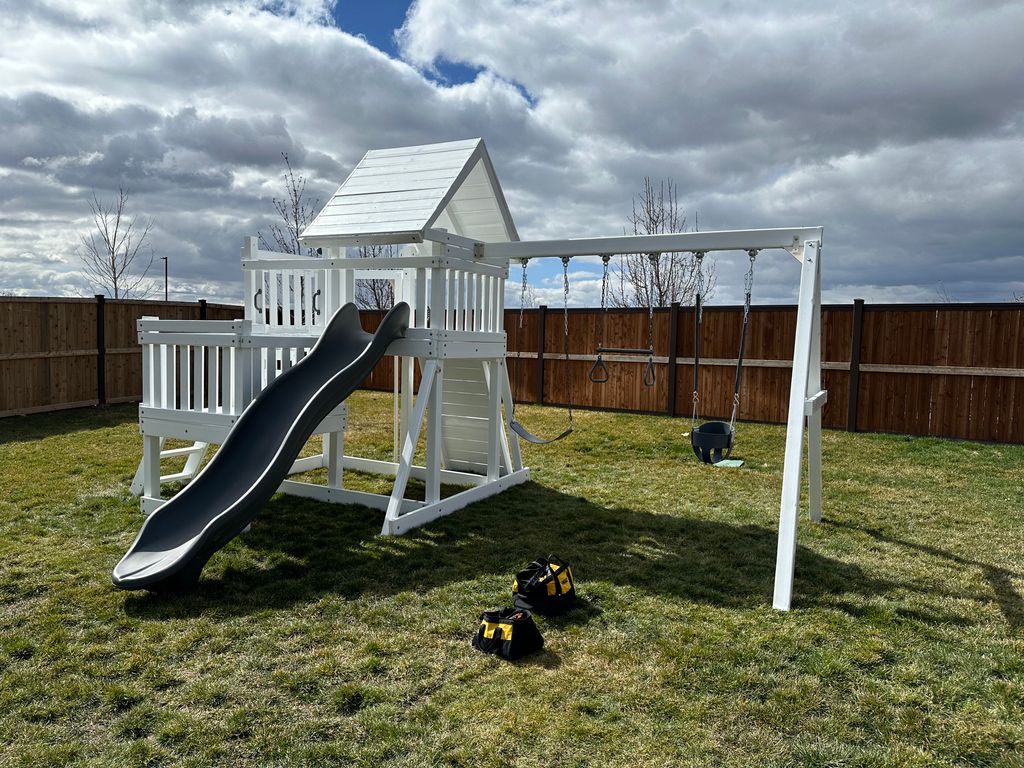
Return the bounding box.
[300,138,517,244]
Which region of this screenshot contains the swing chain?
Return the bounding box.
[561,256,573,428]
[589,255,613,384]
[694,252,705,323]
[743,250,757,321]
[691,252,706,425]
[599,254,611,344]
[730,250,759,429]
[643,253,657,387]
[646,254,657,350]
[518,258,529,328]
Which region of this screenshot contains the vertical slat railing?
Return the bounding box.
[415,267,427,328]
[179,345,191,410]
[207,347,220,413]
[194,344,205,412]
[496,275,505,332]
[269,270,279,332]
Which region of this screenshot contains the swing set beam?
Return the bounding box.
[480,226,821,262]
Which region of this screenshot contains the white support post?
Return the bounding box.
[325,431,344,488]
[142,434,162,501]
[498,358,524,472]
[400,355,413,462]
[429,241,445,330]
[382,361,437,534]
[393,356,400,462]
[773,239,821,611]
[425,361,444,504]
[486,360,501,481]
[242,236,259,326]
[342,269,355,308]
[807,258,824,523]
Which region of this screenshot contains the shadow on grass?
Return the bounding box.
[0,404,137,445]
[829,520,1024,628]
[122,481,886,619]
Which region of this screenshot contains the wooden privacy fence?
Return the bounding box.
[3,297,1022,443]
[365,301,1023,444]
[0,297,241,417]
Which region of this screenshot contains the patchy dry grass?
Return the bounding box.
[1,393,1022,767]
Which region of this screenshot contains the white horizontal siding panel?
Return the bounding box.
[308,211,439,227]
[317,199,445,215]
[354,156,473,174]
[340,170,471,191]
[323,188,452,206]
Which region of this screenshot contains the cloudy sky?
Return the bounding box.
[1,0,1022,307]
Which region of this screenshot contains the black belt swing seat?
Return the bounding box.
[690,250,757,464]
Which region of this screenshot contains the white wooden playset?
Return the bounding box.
[126,138,825,610]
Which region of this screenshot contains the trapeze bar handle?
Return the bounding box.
[588,355,609,383]
[253,288,263,312]
[596,347,655,356]
[643,357,656,387]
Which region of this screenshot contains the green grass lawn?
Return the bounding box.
[1,392,1022,767]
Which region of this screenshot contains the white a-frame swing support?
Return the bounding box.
[482,226,825,612]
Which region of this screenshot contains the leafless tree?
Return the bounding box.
[257,153,324,319]
[258,152,320,256]
[609,177,714,308]
[935,282,957,303]
[354,244,396,310]
[77,188,154,299]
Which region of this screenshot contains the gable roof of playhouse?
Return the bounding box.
[300,138,518,246]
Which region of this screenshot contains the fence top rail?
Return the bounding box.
[0,297,240,309]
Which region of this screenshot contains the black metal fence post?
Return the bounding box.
[667,302,680,416]
[95,294,106,405]
[536,305,547,405]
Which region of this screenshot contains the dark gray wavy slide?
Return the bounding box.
[112,302,410,592]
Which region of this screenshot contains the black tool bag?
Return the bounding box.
[512,555,576,614]
[471,607,544,660]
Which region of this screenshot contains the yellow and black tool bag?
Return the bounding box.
[471,607,544,660]
[512,555,576,615]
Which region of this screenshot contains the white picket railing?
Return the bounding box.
[138,318,316,418]
[239,237,506,336]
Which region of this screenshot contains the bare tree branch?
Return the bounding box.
[257,153,324,317]
[354,244,396,310]
[935,282,957,303]
[77,188,155,299]
[258,152,320,256]
[609,177,714,308]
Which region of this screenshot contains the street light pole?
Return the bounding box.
[160,256,168,301]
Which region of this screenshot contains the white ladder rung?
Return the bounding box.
[160,445,207,458]
[160,471,194,483]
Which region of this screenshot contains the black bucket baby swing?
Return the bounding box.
[690,249,758,465]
